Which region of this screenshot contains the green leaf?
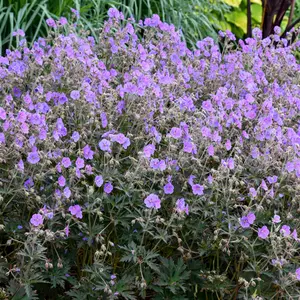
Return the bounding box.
[222,0,242,7]
[225,10,247,33]
[251,3,262,23]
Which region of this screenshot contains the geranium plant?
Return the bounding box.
[0,8,300,299]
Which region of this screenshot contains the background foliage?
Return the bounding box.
[1,0,299,55]
[0,0,230,55]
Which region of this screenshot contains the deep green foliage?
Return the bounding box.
[0,0,229,55]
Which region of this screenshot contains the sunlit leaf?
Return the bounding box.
[222,0,242,7]
[251,3,262,23]
[225,10,247,33]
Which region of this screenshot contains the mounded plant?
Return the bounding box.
[0,9,300,299]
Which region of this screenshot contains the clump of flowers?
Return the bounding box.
[0,9,300,299]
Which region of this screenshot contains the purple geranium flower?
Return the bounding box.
[64,225,70,237]
[108,8,120,19]
[144,194,161,209]
[240,216,250,228]
[64,187,71,199]
[99,139,111,152]
[95,175,104,187]
[100,111,108,128]
[71,131,80,142]
[258,226,269,239]
[272,215,281,223]
[46,18,56,28]
[143,144,155,158]
[58,175,66,187]
[240,212,256,228]
[27,151,40,164]
[75,157,85,169]
[104,182,113,194]
[83,145,94,160]
[280,225,291,237]
[69,205,82,219]
[176,198,189,215]
[296,268,300,281]
[163,182,174,194]
[62,157,72,168]
[247,212,256,224]
[30,214,43,226]
[70,90,80,100]
[192,184,204,196]
[169,127,182,139]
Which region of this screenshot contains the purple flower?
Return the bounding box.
[70,90,80,100]
[30,214,43,226]
[12,29,25,37]
[104,182,113,194]
[150,158,160,169]
[292,229,298,241]
[110,133,126,144]
[249,187,257,198]
[24,177,34,189]
[247,213,256,224]
[163,182,174,194]
[280,225,291,237]
[240,212,256,228]
[267,176,278,184]
[158,160,166,171]
[69,205,82,219]
[0,133,5,144]
[285,161,294,172]
[58,175,66,187]
[99,139,111,152]
[71,8,80,18]
[272,215,281,223]
[227,158,235,170]
[108,8,120,19]
[64,187,71,199]
[100,112,108,128]
[65,225,70,237]
[208,144,214,156]
[0,107,6,120]
[85,164,93,175]
[110,134,130,149]
[274,26,281,35]
[169,127,182,139]
[258,226,270,239]
[59,17,68,26]
[62,157,72,168]
[261,179,268,191]
[83,145,94,160]
[95,175,104,187]
[75,157,85,169]
[192,184,204,196]
[27,151,40,164]
[183,141,196,153]
[296,268,300,280]
[144,194,161,209]
[71,131,80,142]
[143,144,155,158]
[207,175,213,184]
[176,198,189,215]
[225,140,232,151]
[17,159,24,172]
[46,18,57,28]
[240,216,250,228]
[45,212,54,219]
